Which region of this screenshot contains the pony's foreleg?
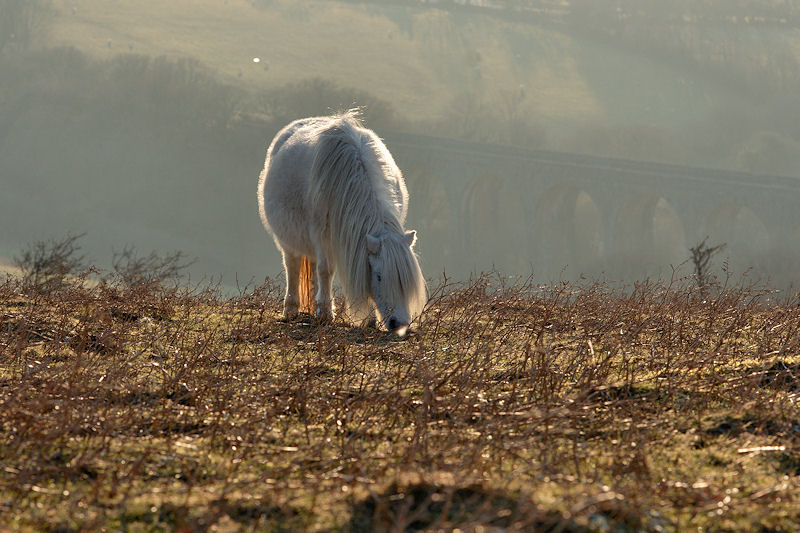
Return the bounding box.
[314,257,335,320]
[281,251,302,319]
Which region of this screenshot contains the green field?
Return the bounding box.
[1,274,799,531]
[45,0,599,124]
[36,0,800,173]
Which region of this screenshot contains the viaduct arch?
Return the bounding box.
[386,132,800,285]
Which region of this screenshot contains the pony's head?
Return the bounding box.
[365,229,426,335]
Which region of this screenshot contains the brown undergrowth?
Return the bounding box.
[1,273,799,531]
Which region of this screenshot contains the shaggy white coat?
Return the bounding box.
[258,111,425,330]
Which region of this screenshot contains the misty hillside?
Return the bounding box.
[2,0,800,285]
[42,0,800,168]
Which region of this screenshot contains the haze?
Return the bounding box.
[2,0,799,288]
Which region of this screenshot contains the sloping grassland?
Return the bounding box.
[45,0,602,124]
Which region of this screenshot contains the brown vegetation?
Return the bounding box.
[1,271,799,530]
[13,233,86,295]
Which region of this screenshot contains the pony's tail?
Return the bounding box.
[298,256,315,314]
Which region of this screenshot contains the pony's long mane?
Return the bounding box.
[308,111,425,320]
[378,233,426,320]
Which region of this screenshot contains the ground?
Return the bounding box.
[1,274,798,531]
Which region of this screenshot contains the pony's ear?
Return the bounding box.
[366,234,381,255]
[404,230,417,248]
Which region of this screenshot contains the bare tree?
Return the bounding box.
[112,246,195,287]
[690,236,726,294]
[14,232,86,293]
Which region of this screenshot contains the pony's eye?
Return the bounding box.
[377,274,382,282]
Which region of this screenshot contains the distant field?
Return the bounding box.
[0,259,20,279]
[1,274,799,530]
[45,0,793,153]
[45,0,600,123]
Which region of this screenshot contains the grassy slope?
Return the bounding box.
[46,0,785,162]
[46,0,600,123]
[1,276,799,531]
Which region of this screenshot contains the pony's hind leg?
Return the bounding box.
[281,251,302,319]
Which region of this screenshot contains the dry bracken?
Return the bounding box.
[0,273,799,531]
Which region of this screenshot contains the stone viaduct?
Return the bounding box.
[384,132,800,284]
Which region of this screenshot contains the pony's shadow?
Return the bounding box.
[280,313,411,345]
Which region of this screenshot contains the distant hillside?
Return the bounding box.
[47,0,593,123]
[41,0,800,172]
[0,258,21,279]
[2,1,797,279]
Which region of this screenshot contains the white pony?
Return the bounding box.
[257,111,426,334]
